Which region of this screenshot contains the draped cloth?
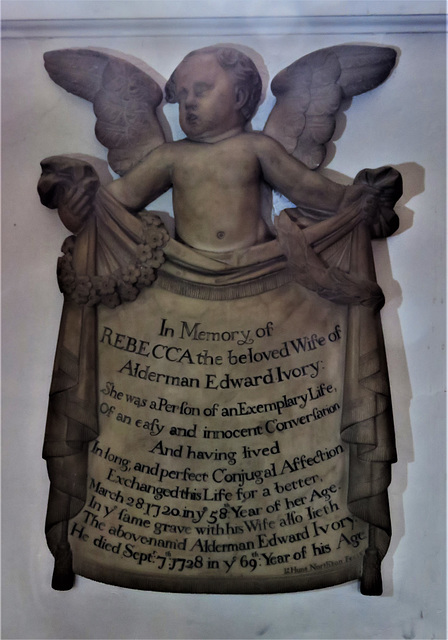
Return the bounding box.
[38,157,401,593]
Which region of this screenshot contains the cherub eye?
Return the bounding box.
[194,83,212,97]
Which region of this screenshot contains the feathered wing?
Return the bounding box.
[44,48,168,175]
[263,45,397,169]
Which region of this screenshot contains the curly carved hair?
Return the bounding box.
[165,46,262,122]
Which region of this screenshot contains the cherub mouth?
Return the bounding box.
[186,114,198,123]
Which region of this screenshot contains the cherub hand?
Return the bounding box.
[340,183,381,226]
[57,184,96,233]
[38,156,100,233]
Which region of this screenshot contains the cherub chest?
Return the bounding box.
[173,145,257,188]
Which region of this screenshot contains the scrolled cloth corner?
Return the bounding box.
[342,167,401,595]
[345,167,401,595]
[41,157,170,589]
[276,165,402,595]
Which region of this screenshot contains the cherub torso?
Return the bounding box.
[169,135,272,252]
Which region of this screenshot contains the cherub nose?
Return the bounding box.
[185,93,197,109]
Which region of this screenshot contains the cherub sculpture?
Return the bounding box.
[38,44,402,594]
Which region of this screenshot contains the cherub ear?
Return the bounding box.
[235,86,248,110]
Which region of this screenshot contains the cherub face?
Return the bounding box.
[174,54,245,142]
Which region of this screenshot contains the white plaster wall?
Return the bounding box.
[2,4,446,639]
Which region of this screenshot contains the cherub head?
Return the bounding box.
[165,46,262,141]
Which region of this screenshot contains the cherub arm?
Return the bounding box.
[256,134,346,212]
[106,143,174,212]
[255,134,377,245]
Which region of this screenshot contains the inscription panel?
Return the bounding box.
[69,282,368,591]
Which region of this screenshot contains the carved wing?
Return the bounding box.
[44,48,168,175]
[263,45,397,169]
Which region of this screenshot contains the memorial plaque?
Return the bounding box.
[38,43,402,595]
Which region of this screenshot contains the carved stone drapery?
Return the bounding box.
[39,157,401,594]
